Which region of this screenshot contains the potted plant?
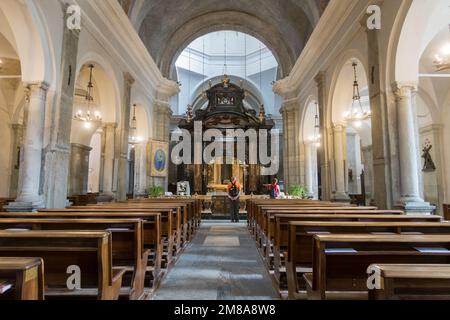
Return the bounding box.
[148,185,164,198]
[287,185,307,199]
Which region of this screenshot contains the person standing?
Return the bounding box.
[227,177,241,223]
[270,178,281,199]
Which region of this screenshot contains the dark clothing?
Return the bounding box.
[230,198,240,223]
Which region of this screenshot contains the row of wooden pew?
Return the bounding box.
[0,198,202,300]
[247,199,450,300]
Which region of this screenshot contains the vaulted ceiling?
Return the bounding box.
[118,0,329,79]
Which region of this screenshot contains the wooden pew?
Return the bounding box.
[260,208,396,251]
[368,264,450,300]
[61,204,185,256]
[75,202,191,250]
[129,198,202,234]
[0,230,126,300]
[444,204,450,221]
[0,211,164,285]
[253,205,377,243]
[0,257,44,300]
[272,214,442,294]
[257,209,402,270]
[38,208,172,268]
[247,199,350,233]
[0,198,14,212]
[0,218,149,300]
[303,234,450,300]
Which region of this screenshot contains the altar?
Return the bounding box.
[176,75,275,196]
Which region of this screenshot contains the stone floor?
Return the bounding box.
[152,221,280,300]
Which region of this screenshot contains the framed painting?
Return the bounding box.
[148,140,169,177]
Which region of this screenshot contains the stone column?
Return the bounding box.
[101,123,116,197]
[41,4,80,209]
[315,72,331,201]
[393,84,434,214]
[7,83,48,211]
[134,142,148,196]
[332,124,350,202]
[304,141,316,199]
[150,101,172,191]
[364,19,391,209]
[280,101,300,188]
[9,124,24,198]
[68,143,92,196]
[117,73,135,202]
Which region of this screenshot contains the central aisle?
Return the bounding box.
[153,221,280,300]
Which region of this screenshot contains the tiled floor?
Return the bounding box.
[152,221,279,300]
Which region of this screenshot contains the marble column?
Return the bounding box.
[393,84,435,214]
[9,124,24,198]
[280,101,300,188]
[304,141,317,199]
[101,123,116,197]
[332,124,350,202]
[315,72,331,201]
[7,83,48,211]
[134,142,148,196]
[364,21,391,209]
[42,4,80,208]
[117,73,135,202]
[68,143,92,196]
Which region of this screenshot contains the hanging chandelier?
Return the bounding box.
[343,62,371,128]
[433,25,450,72]
[309,102,321,148]
[129,104,144,145]
[74,64,102,128]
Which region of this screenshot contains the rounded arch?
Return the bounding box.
[328,51,370,127]
[392,0,449,84]
[159,11,295,80]
[131,90,152,140]
[0,0,55,85]
[76,52,122,126]
[301,95,319,142]
[189,75,265,111]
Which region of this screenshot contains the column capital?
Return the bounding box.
[392,82,418,99]
[333,122,347,132]
[103,122,117,130]
[123,72,135,87]
[314,71,326,87]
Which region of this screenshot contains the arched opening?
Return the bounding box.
[331,58,373,204]
[173,31,281,117]
[69,62,120,198]
[391,0,450,213]
[301,99,320,199]
[0,27,23,199]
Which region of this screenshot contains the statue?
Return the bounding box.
[422,139,436,172]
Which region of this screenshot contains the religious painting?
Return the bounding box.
[148,140,169,177]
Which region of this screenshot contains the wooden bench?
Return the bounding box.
[0,257,44,300]
[61,205,184,256]
[77,202,191,249]
[0,198,14,212]
[444,204,450,221]
[1,211,164,283]
[257,209,403,269]
[271,214,442,294]
[37,208,172,268]
[303,234,450,300]
[0,218,150,300]
[0,230,126,300]
[368,264,450,300]
[247,199,351,233]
